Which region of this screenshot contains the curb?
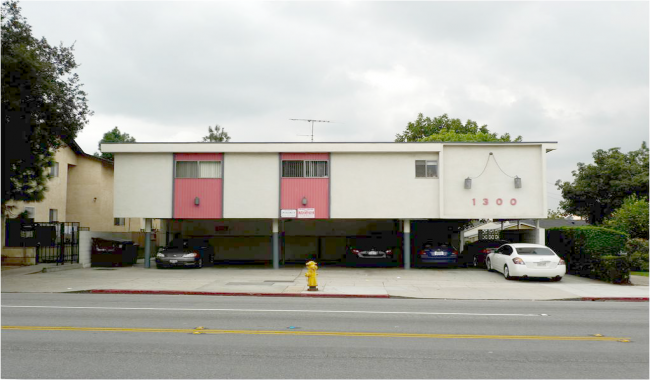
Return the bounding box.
[579,297,649,302]
[82,289,391,299]
[42,264,84,273]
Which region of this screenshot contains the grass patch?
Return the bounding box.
[631,271,649,277]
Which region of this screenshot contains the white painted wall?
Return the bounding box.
[113,153,173,218]
[442,146,546,219]
[223,153,279,218]
[79,231,134,267]
[331,153,440,218]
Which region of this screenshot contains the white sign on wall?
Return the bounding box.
[281,209,297,218]
[297,208,315,218]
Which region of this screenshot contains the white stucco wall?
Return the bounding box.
[223,153,279,218]
[113,153,173,218]
[442,145,546,219]
[331,153,440,218]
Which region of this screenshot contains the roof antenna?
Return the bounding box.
[290,119,332,142]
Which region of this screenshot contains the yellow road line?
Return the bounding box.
[1,326,629,341]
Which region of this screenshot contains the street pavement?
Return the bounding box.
[1,259,648,300]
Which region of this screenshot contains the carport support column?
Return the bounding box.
[144,218,152,269]
[272,218,279,269]
[403,219,411,270]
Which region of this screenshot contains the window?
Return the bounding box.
[50,162,59,177]
[282,160,328,178]
[24,207,35,219]
[49,209,58,222]
[175,161,221,178]
[114,218,125,226]
[415,160,438,178]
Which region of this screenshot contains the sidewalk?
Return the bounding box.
[1,260,648,301]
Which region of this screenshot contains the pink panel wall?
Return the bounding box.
[174,178,222,219]
[173,153,223,219]
[280,153,329,219]
[175,153,222,161]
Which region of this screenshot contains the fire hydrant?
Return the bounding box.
[305,261,318,291]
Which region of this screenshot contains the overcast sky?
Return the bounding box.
[19,1,649,210]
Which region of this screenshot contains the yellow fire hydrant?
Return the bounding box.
[305,261,318,291]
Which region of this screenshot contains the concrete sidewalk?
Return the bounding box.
[1,260,648,301]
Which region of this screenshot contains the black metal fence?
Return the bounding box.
[5,220,80,265]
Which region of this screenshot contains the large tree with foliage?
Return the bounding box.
[602,195,649,240]
[202,124,230,142]
[395,113,522,142]
[556,142,649,224]
[1,0,92,215]
[94,127,136,161]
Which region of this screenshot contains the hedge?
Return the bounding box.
[590,256,631,284]
[546,226,629,282]
[626,238,649,271]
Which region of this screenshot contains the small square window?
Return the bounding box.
[50,162,59,177]
[49,209,58,222]
[415,160,438,178]
[114,218,125,226]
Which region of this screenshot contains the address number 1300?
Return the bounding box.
[472,198,517,206]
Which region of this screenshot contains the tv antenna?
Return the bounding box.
[290,119,332,142]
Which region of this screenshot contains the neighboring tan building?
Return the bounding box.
[2,141,160,265]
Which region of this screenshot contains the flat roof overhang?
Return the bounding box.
[102,142,558,154]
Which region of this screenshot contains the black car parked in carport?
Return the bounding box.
[459,240,509,268]
[155,238,215,269]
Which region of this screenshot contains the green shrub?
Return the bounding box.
[590,256,631,284]
[626,238,649,271]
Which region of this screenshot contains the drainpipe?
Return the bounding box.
[272,218,279,269]
[144,218,152,268]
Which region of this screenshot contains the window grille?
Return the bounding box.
[175,161,221,178]
[282,160,328,178]
[415,160,438,178]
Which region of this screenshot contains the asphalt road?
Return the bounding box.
[2,293,648,379]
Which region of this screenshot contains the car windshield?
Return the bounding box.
[167,239,187,249]
[515,247,555,255]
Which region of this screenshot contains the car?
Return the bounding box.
[345,236,397,266]
[415,243,459,267]
[485,243,566,281]
[155,238,215,269]
[459,240,510,268]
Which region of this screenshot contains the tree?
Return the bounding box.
[602,195,649,240]
[556,142,649,224]
[395,113,522,142]
[1,0,92,215]
[94,127,136,161]
[202,124,230,142]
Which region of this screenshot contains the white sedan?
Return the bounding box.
[486,243,566,281]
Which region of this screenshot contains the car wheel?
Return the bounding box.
[551,276,562,282]
[473,256,479,267]
[156,264,162,269]
[486,258,493,272]
[504,265,512,280]
[196,259,203,269]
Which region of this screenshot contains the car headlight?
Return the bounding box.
[156,253,165,258]
[182,253,199,258]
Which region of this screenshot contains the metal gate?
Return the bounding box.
[35,222,80,264]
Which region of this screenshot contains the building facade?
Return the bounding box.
[103,141,558,269]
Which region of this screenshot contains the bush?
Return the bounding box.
[626,238,649,271]
[602,195,649,240]
[590,256,630,284]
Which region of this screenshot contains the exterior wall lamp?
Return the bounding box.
[514,176,522,189]
[302,197,308,206]
[464,178,472,189]
[194,197,200,205]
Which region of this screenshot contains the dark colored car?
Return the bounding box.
[415,243,459,267]
[345,236,398,266]
[155,238,215,269]
[459,240,509,268]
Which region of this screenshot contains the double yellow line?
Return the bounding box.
[1,326,630,342]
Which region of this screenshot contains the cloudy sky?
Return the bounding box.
[19,1,649,210]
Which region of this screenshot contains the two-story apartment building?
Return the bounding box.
[102,141,557,269]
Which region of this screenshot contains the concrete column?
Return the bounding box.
[144,218,152,268]
[403,219,411,270]
[535,219,545,245]
[460,229,465,253]
[272,218,279,269]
